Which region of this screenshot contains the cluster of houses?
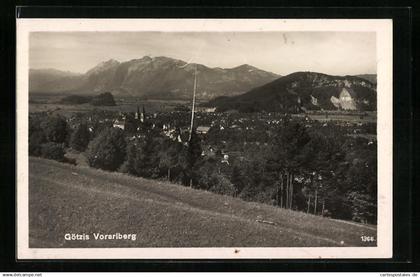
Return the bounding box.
[112,105,146,130]
[62,103,376,168]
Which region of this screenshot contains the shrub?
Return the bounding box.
[40,142,65,161]
[86,127,126,171]
[208,174,237,196]
[63,157,77,165]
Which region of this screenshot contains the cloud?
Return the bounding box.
[29,31,376,76]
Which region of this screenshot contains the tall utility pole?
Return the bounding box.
[189,64,198,141]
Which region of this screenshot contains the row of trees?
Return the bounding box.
[226,118,377,223]
[85,126,204,188]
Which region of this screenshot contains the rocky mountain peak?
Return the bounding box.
[86,59,120,75]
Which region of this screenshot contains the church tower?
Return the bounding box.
[135,105,140,120]
[140,105,146,123]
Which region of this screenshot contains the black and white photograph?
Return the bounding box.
[16,19,393,259]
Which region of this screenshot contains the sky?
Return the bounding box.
[29,31,376,76]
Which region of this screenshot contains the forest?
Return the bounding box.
[29,111,377,224]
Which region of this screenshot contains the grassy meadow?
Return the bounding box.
[29,157,376,248]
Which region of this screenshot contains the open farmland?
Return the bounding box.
[29,157,376,248]
[29,93,193,116]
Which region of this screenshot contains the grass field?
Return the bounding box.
[292,112,377,123]
[29,157,377,248]
[29,93,192,116]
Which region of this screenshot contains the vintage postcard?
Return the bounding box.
[16,18,393,259]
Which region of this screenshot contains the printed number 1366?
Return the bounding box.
[361,236,375,242]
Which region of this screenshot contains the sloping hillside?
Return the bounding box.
[29,157,376,248]
[356,74,377,85]
[206,72,377,112]
[29,69,85,93]
[29,56,279,100]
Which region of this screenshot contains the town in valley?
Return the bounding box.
[27,31,378,248]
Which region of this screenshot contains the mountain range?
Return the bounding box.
[29,56,279,100]
[205,72,377,112]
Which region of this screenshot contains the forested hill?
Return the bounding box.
[356,74,377,85]
[205,72,377,113]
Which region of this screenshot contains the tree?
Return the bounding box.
[90,92,116,106]
[29,115,45,154]
[173,144,189,185]
[70,122,90,151]
[230,162,247,196]
[346,191,376,224]
[298,132,343,214]
[124,113,138,134]
[157,139,181,181]
[91,119,113,139]
[342,148,377,224]
[186,128,202,187]
[195,156,220,190]
[270,117,311,209]
[86,127,126,171]
[40,115,68,144]
[125,133,159,178]
[29,129,46,156]
[60,95,91,105]
[40,142,65,161]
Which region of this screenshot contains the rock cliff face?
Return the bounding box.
[330,87,357,110]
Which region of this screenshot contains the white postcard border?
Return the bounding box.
[16,18,393,259]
